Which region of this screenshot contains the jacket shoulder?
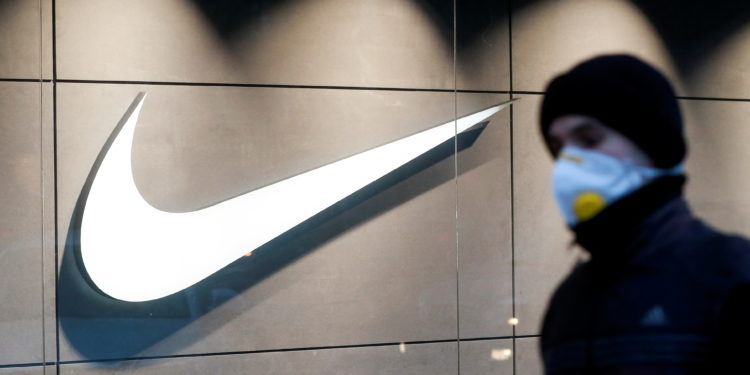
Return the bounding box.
[682,221,750,283]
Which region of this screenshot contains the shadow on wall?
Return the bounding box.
[190,0,292,41]
[57,117,491,361]
[455,0,509,47]
[510,0,750,77]
[630,0,750,76]
[190,0,455,44]
[190,0,510,53]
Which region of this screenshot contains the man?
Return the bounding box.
[538,54,750,374]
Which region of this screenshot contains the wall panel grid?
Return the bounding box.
[0,0,748,374]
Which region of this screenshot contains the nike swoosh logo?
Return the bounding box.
[80,93,515,302]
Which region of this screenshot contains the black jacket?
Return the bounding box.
[541,177,750,374]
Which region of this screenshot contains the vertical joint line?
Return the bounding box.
[453,0,461,374]
[507,1,517,375]
[38,0,46,372]
[51,0,60,372]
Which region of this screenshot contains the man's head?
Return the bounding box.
[540,54,686,168]
[539,55,687,226]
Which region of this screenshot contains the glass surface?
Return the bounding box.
[0,0,534,373]
[0,0,50,371]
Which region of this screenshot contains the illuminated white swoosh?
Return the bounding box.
[80,93,515,302]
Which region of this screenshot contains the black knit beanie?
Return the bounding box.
[540,55,686,168]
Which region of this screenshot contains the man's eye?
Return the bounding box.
[577,130,603,148]
[581,135,600,147]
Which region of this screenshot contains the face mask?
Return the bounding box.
[551,146,683,226]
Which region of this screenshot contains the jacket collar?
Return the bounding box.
[573,176,689,267]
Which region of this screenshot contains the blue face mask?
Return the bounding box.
[551,146,683,226]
